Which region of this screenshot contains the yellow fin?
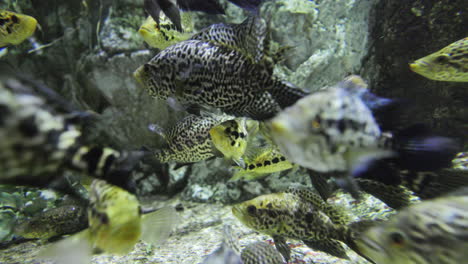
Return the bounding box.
[141,206,178,246]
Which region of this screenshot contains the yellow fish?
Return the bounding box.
[410,37,468,82]
[230,146,295,181]
[138,12,193,50]
[42,180,177,260]
[0,9,37,47]
[210,118,259,168]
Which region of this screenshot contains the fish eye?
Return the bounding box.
[435,55,448,63]
[247,205,257,216]
[388,231,405,246]
[11,15,19,23]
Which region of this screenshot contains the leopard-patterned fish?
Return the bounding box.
[134,16,308,120]
[232,187,375,262]
[410,37,468,82]
[0,9,37,47]
[357,193,468,264]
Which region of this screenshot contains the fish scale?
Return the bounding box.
[154,114,229,163]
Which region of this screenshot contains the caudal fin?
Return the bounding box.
[392,124,460,171]
[141,206,178,246]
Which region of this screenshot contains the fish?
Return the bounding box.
[356,193,468,264]
[232,187,375,262]
[202,225,283,264]
[230,146,294,181]
[43,179,178,259]
[144,0,266,32]
[13,205,88,240]
[0,9,37,48]
[452,152,468,170]
[210,117,259,168]
[0,79,142,193]
[151,114,252,164]
[410,37,468,82]
[268,75,459,198]
[134,16,308,120]
[138,12,194,50]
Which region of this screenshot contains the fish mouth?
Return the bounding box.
[409,60,430,73]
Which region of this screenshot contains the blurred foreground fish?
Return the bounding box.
[134,16,308,120]
[357,191,468,264]
[151,114,253,165]
[138,12,194,50]
[0,9,37,47]
[0,79,143,193]
[410,37,468,82]
[144,0,266,32]
[268,75,459,198]
[202,225,283,264]
[42,180,177,261]
[232,187,375,262]
[230,146,294,181]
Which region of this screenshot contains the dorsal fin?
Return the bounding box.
[190,15,268,63]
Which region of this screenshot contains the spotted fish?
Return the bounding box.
[14,205,88,240]
[410,37,468,82]
[0,79,141,192]
[268,75,459,197]
[42,180,177,259]
[231,146,294,181]
[210,117,259,167]
[357,192,468,264]
[152,114,253,164]
[0,9,37,47]
[138,12,193,50]
[134,16,308,120]
[232,187,374,262]
[202,225,283,264]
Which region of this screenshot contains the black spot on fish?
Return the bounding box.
[280,156,286,161]
[99,212,110,225]
[256,163,262,167]
[305,212,314,223]
[266,203,273,209]
[11,15,18,23]
[264,160,271,166]
[272,158,279,164]
[248,164,255,170]
[247,205,257,216]
[232,131,239,139]
[0,18,7,27]
[337,119,346,133]
[18,116,38,137]
[239,132,245,138]
[6,25,12,34]
[225,127,231,133]
[82,147,103,174]
[102,154,116,176]
[230,141,236,146]
[267,210,277,218]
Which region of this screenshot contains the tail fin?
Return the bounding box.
[269,80,309,109]
[392,124,460,171]
[402,168,468,200]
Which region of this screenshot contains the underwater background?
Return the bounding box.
[0,0,467,263]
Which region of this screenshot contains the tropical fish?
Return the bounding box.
[43,180,177,258]
[410,37,468,82]
[0,9,37,47]
[268,75,459,197]
[210,118,259,168]
[134,16,308,120]
[231,146,294,181]
[14,205,88,240]
[357,193,468,264]
[202,225,283,264]
[232,187,374,262]
[152,114,252,164]
[144,0,266,32]
[0,79,142,193]
[138,12,193,50]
